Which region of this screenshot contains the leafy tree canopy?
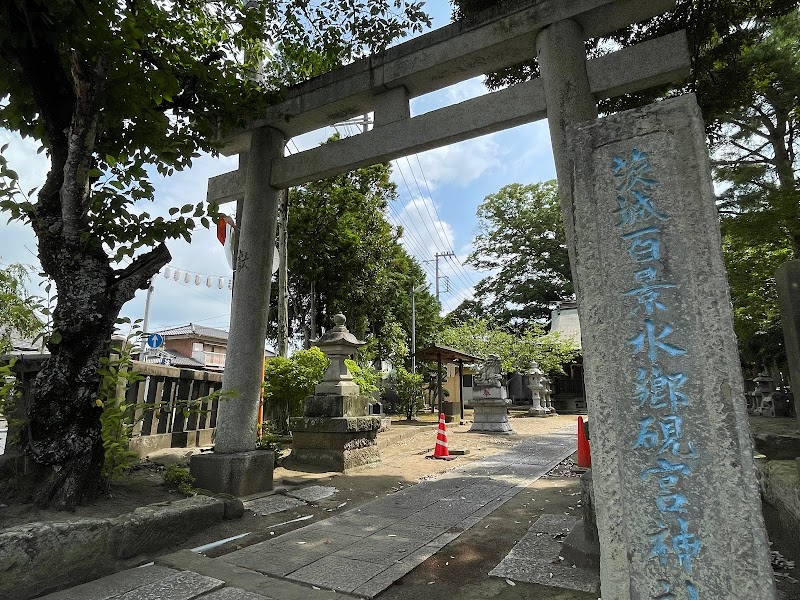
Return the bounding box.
[263,346,329,419]
[437,318,579,374]
[465,180,572,327]
[0,261,43,354]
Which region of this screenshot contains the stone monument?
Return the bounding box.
[569,94,776,599]
[469,354,514,434]
[287,314,382,471]
[527,361,551,417]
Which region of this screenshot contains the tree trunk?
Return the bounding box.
[18,237,169,509]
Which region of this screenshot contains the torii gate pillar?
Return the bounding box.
[191,126,284,495]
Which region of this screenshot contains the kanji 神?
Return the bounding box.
[673,518,702,574]
[647,523,671,566]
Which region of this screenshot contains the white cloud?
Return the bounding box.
[0,130,49,197]
[410,76,489,116]
[409,135,505,190]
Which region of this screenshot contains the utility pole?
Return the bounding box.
[139,280,154,357]
[277,189,289,358]
[433,251,455,302]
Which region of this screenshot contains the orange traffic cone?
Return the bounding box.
[432,413,456,460]
[577,416,592,468]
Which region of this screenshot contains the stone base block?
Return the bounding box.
[528,407,550,417]
[286,444,381,472]
[303,394,370,418]
[288,417,382,472]
[561,519,601,569]
[190,450,274,497]
[290,415,382,433]
[470,403,514,434]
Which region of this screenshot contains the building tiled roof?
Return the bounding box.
[162,348,205,368]
[156,323,229,342]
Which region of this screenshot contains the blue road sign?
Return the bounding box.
[147,333,164,349]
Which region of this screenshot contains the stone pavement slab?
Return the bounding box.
[242,496,305,516]
[40,426,576,600]
[39,565,180,600]
[116,571,224,600]
[200,589,270,600]
[489,513,599,594]
[285,555,389,592]
[284,485,337,502]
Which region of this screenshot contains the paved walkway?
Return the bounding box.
[41,425,576,600]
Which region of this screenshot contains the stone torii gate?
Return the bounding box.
[196,0,776,597]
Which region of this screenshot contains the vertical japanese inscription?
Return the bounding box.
[612,149,701,599]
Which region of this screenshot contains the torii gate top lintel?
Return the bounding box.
[225,0,675,146]
[208,0,686,202]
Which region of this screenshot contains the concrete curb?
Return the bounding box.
[0,495,226,600]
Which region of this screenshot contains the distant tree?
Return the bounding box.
[712,10,799,366]
[275,160,439,365]
[437,318,579,374]
[0,0,429,508]
[466,181,572,327]
[444,299,486,327]
[722,234,791,369]
[391,366,424,420]
[0,262,42,354]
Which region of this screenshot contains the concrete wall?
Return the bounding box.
[0,496,227,600]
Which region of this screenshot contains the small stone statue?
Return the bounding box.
[476,354,503,387]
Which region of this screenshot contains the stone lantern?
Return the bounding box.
[752,372,775,417]
[527,361,549,417]
[288,314,382,471]
[313,313,364,398]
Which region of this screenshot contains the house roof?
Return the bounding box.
[416,344,480,363]
[550,303,582,350]
[156,324,229,342]
[162,348,205,368]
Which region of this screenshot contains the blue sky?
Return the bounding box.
[0,0,557,337]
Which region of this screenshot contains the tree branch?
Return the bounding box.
[112,243,171,306]
[61,52,108,242]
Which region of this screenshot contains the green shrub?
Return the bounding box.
[162,464,196,496]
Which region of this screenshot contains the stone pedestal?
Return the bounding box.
[288,414,381,471]
[287,314,382,472]
[190,450,274,496]
[470,386,514,434]
[569,94,776,599]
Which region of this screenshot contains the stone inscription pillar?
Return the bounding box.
[216,126,284,453]
[569,94,776,599]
